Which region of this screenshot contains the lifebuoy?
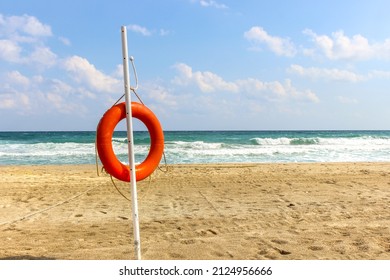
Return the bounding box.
[96,102,164,182]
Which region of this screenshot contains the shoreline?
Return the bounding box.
[0,160,390,168]
[1,162,390,260]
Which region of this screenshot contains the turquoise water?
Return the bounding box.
[0,130,389,165]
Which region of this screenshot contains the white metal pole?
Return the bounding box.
[121,26,141,260]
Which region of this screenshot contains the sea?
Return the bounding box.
[0,130,389,165]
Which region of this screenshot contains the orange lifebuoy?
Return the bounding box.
[96,102,164,182]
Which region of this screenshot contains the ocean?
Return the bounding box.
[0,130,389,165]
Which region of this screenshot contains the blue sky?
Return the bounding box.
[1,0,390,131]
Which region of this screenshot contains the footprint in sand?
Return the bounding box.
[271,239,288,245]
[117,216,129,220]
[308,245,324,251]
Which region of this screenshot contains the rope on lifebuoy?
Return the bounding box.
[96,102,164,182]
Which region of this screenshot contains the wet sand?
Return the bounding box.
[0,163,389,260]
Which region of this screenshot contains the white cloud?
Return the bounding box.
[0,91,30,110]
[127,24,171,37]
[127,24,152,36]
[144,83,178,108]
[59,36,71,46]
[0,14,57,67]
[112,64,124,79]
[144,63,321,129]
[0,14,121,118]
[172,63,239,93]
[48,79,74,95]
[303,29,390,60]
[172,63,319,103]
[288,64,365,82]
[283,79,320,103]
[0,72,30,111]
[63,56,122,94]
[235,78,295,100]
[193,0,228,9]
[0,69,93,115]
[7,71,30,88]
[159,29,171,36]
[0,14,126,119]
[0,95,16,109]
[21,16,52,37]
[29,46,57,67]
[288,64,390,82]
[244,26,297,57]
[243,27,390,61]
[44,91,87,114]
[39,77,92,114]
[235,78,319,103]
[0,42,57,67]
[0,14,52,38]
[0,39,22,63]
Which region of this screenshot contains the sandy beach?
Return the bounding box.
[0,162,389,260]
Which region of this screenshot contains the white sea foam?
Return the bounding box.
[163,136,390,163]
[1,132,389,165]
